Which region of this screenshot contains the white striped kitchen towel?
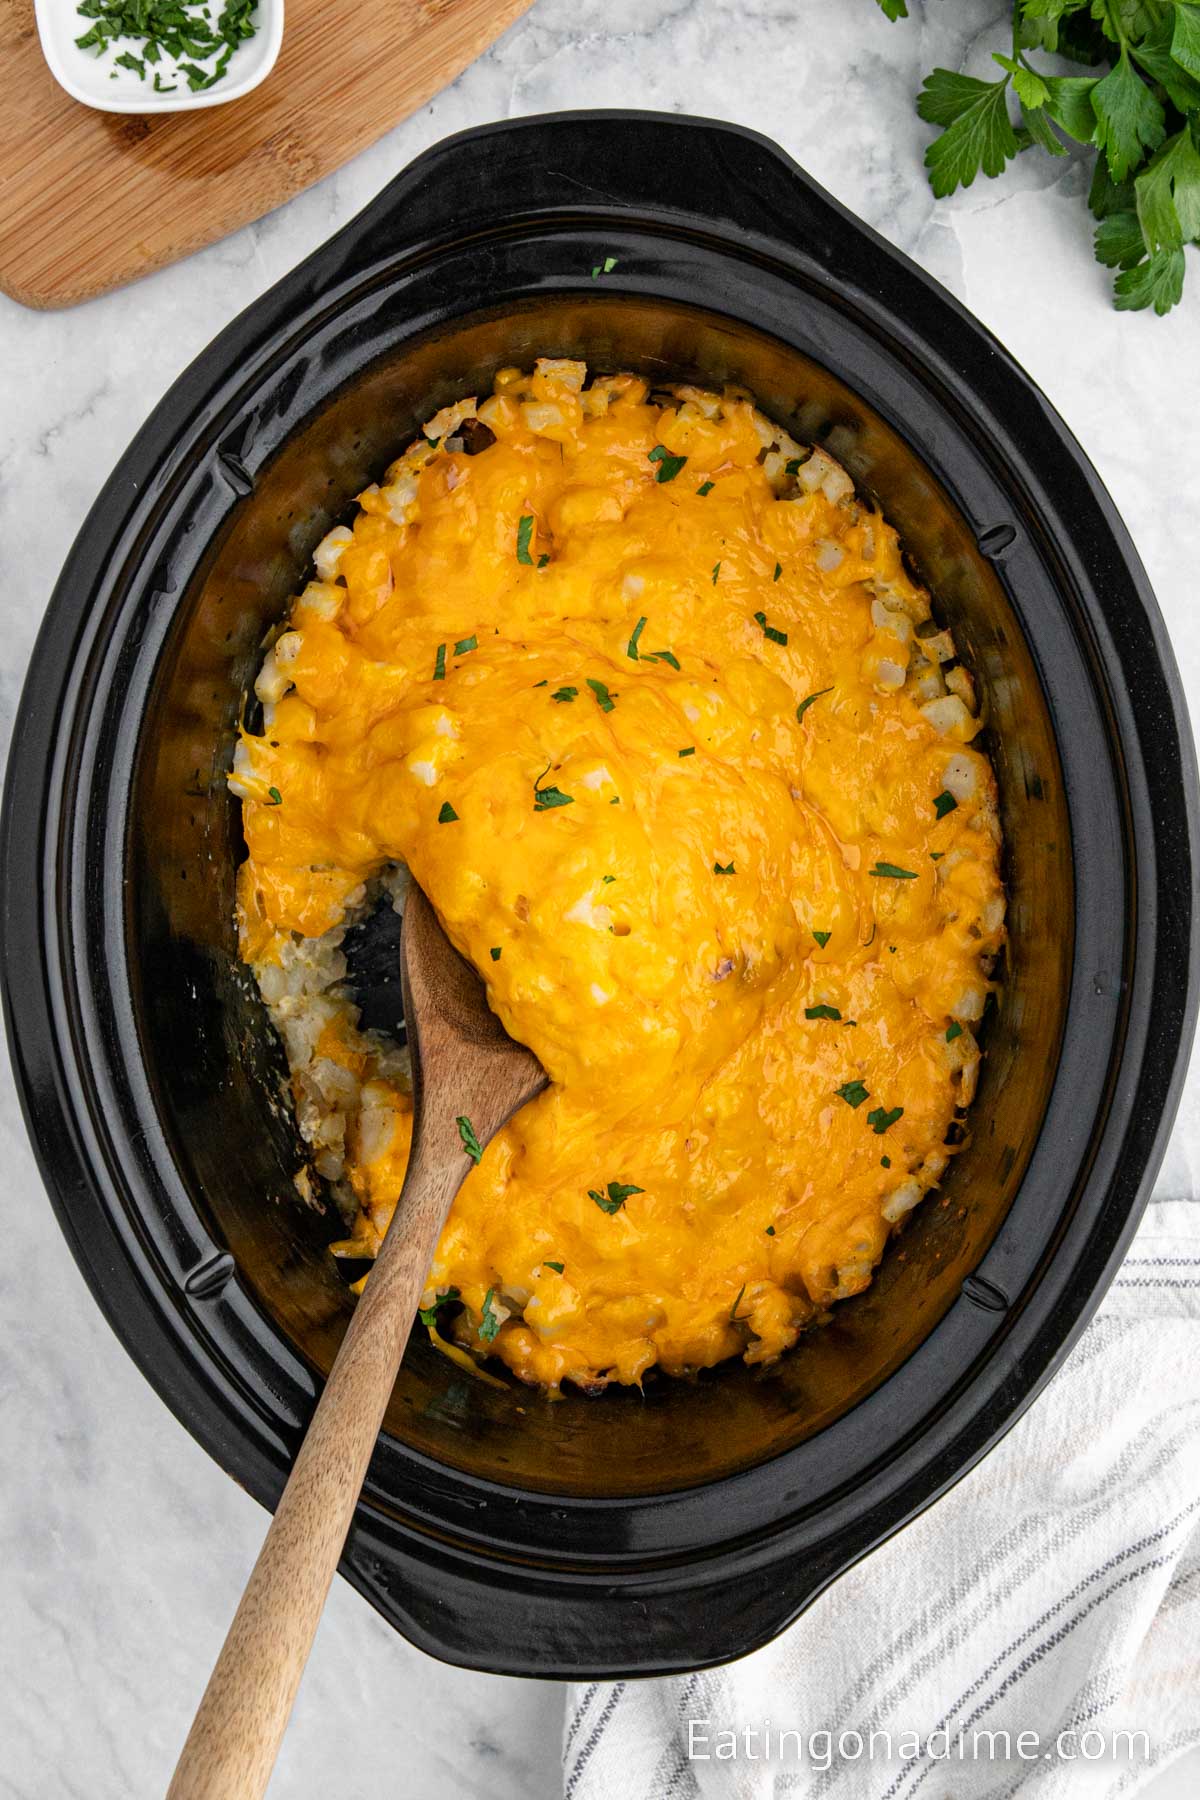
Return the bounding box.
[561,1193,1200,1799]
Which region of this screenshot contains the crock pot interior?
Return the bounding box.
[129,296,1071,1497]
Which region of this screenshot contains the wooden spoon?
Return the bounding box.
[167,885,547,1800]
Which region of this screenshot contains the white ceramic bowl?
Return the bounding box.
[35,0,284,114]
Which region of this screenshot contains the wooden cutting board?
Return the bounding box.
[0,0,534,309]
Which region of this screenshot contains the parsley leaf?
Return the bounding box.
[867,1104,904,1135]
[713,860,735,875]
[479,1287,502,1343]
[1094,210,1147,269]
[805,1004,842,1021]
[516,515,535,564]
[589,1180,644,1214]
[647,445,688,483]
[730,1284,752,1323]
[933,790,958,819]
[454,635,478,656]
[490,946,502,961]
[870,861,918,880]
[796,687,832,722]
[918,71,1021,196]
[266,786,282,806]
[697,480,715,496]
[753,610,788,645]
[587,677,616,710]
[627,616,648,660]
[544,1260,565,1273]
[551,686,578,703]
[1114,247,1185,313]
[437,801,458,823]
[946,1020,963,1042]
[457,1115,484,1163]
[1091,48,1165,183]
[1172,1,1200,82]
[534,782,575,811]
[418,1287,460,1327]
[813,929,832,948]
[1135,129,1200,255]
[836,1079,870,1108]
[873,0,908,17]
[433,643,446,681]
[1042,74,1101,142]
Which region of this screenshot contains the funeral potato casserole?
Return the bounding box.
[230,358,1004,1395]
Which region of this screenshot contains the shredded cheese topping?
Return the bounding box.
[232,360,1004,1393]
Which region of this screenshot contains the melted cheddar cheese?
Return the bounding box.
[233,361,1004,1392]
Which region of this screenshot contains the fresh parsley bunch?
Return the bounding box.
[875,1,1200,315]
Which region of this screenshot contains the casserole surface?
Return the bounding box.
[233,361,1004,1392]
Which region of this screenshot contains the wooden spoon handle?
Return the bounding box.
[166,1140,462,1800]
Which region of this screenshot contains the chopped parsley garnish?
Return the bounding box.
[534,782,574,811]
[796,686,833,721]
[418,1287,460,1327]
[930,851,945,861]
[544,1260,565,1273]
[785,456,807,475]
[587,677,616,711]
[697,480,715,496]
[627,616,648,660]
[266,786,282,806]
[805,1004,842,1021]
[552,686,578,703]
[773,563,783,582]
[602,874,616,883]
[836,1080,870,1108]
[946,1021,963,1042]
[76,0,257,90]
[437,801,458,823]
[678,746,696,757]
[730,1284,751,1323]
[590,255,619,279]
[490,946,502,961]
[479,1288,502,1343]
[589,1180,644,1215]
[933,790,958,819]
[765,1224,776,1236]
[648,649,680,669]
[754,610,788,645]
[454,635,478,657]
[812,930,832,948]
[433,642,447,681]
[870,862,918,880]
[647,445,688,483]
[881,1155,891,1169]
[457,1115,484,1163]
[538,553,550,569]
[713,860,735,875]
[516,515,535,564]
[712,563,721,584]
[867,1104,904,1135]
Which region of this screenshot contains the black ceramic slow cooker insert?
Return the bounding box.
[3,113,1197,1678]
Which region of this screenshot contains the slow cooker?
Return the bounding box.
[3,113,1196,1677]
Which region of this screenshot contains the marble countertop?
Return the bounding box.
[2,2,1197,1795]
